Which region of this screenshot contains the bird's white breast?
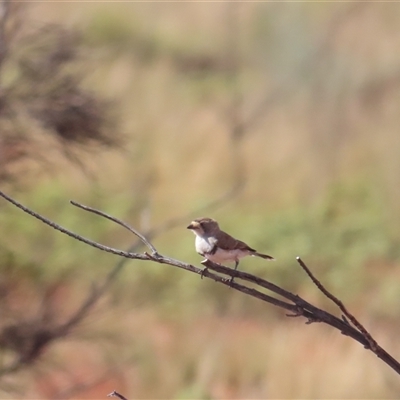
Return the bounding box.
[195,235,247,264]
[195,235,214,255]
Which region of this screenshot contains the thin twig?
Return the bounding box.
[0,190,149,261]
[295,257,400,374]
[296,256,378,351]
[70,200,158,255]
[107,390,128,400]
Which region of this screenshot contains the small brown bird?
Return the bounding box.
[187,217,275,276]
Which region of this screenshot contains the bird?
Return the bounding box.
[187,217,274,280]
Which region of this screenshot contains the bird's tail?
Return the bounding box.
[253,252,275,261]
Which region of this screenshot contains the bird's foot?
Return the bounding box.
[200,260,209,279]
[200,267,208,279]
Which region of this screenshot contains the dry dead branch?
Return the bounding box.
[0,189,399,382]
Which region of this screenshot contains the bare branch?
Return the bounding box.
[201,259,367,344]
[1,190,400,376]
[52,183,245,348]
[107,390,128,400]
[0,190,148,261]
[296,257,377,348]
[55,260,125,336]
[70,200,158,255]
[295,257,400,374]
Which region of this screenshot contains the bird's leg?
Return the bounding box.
[200,259,209,279]
[229,260,239,285]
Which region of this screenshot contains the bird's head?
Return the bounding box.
[187,217,219,236]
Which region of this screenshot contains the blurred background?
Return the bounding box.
[0,1,400,398]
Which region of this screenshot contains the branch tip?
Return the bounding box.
[107,390,128,400]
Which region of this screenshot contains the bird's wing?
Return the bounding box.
[215,230,256,252]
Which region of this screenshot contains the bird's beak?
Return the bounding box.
[187,223,194,229]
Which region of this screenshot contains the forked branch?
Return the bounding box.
[0,190,399,377]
